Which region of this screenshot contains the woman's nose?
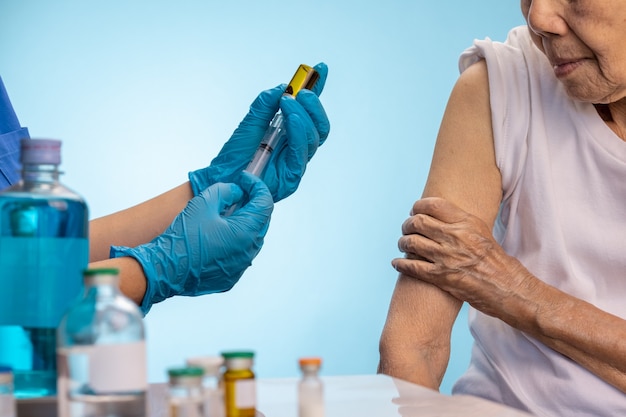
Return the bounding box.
[525,0,568,38]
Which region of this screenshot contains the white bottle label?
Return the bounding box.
[234,379,256,409]
[89,342,147,392]
[0,393,16,417]
[62,341,147,393]
[299,383,324,417]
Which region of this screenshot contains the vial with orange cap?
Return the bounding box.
[297,357,324,417]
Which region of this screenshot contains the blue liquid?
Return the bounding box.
[0,191,88,398]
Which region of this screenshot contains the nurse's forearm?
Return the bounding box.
[89,182,193,262]
[88,256,146,306]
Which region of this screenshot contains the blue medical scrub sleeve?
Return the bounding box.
[0,76,30,190]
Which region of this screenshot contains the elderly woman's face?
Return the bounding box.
[521,0,626,104]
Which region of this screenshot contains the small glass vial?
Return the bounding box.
[186,356,225,417]
[168,367,205,417]
[298,357,324,417]
[0,366,16,417]
[221,351,256,417]
[56,268,147,417]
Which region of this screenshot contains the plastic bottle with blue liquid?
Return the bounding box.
[0,138,89,398]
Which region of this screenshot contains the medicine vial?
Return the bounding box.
[298,357,324,417]
[0,139,89,398]
[168,367,205,417]
[56,268,147,417]
[186,356,225,417]
[0,366,16,417]
[221,351,256,417]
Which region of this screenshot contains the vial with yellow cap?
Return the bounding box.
[298,357,324,417]
[221,351,256,417]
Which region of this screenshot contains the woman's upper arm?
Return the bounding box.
[379,59,502,387]
[423,59,502,226]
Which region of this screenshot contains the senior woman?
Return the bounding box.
[378,1,626,416]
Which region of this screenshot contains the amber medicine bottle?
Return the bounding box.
[221,351,256,417]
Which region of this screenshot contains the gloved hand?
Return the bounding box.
[188,62,330,202]
[110,172,274,315]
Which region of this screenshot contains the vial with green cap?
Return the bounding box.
[56,268,147,417]
[186,356,225,417]
[221,351,256,417]
[167,366,205,417]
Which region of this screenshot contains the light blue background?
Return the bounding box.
[0,1,524,393]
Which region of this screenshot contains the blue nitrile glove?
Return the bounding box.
[188,62,330,202]
[0,76,30,189]
[110,172,274,315]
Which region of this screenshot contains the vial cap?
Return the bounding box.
[222,351,254,371]
[167,367,204,387]
[83,268,120,276]
[168,367,205,378]
[20,139,61,165]
[299,357,322,367]
[221,351,254,359]
[186,356,224,376]
[83,268,120,286]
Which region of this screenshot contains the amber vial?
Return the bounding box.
[221,351,256,417]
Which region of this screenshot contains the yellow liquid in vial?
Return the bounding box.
[223,369,255,417]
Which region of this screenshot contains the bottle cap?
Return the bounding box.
[221,351,254,370]
[20,138,61,165]
[168,367,205,378]
[186,356,224,376]
[83,268,121,276]
[221,351,254,360]
[299,357,322,367]
[83,268,120,286]
[167,367,204,386]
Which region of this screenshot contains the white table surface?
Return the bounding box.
[254,374,534,417]
[18,374,535,417]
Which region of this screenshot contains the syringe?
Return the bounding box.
[245,64,320,177]
[226,64,319,215]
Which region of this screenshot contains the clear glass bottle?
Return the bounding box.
[0,366,16,417]
[221,351,256,417]
[0,138,89,398]
[56,268,147,417]
[298,357,324,417]
[185,356,225,417]
[167,367,205,417]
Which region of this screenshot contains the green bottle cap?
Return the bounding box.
[167,367,204,377]
[221,351,254,359]
[83,268,120,276]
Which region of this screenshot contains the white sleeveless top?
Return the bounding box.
[452,26,626,416]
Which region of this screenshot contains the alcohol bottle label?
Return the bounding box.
[0,237,88,327]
